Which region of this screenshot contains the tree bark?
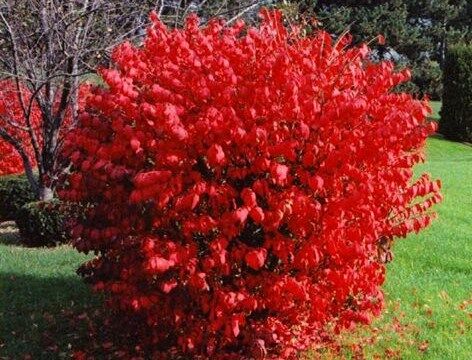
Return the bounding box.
[39,185,54,201]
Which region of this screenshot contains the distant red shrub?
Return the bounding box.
[0,81,40,175]
[0,80,91,177]
[60,10,441,359]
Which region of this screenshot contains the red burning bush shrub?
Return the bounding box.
[60,10,441,359]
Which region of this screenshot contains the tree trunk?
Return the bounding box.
[22,156,39,198]
[439,19,447,69]
[39,185,54,201]
[39,102,60,202]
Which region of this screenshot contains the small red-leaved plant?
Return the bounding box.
[60,10,441,359]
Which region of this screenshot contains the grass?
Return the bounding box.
[1,137,471,359]
[380,136,472,358]
[0,227,97,359]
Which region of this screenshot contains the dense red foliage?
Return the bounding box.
[0,80,91,177]
[0,81,41,175]
[0,141,27,176]
[60,11,441,359]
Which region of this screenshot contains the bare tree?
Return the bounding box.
[0,0,272,201]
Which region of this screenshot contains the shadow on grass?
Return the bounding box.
[0,272,100,359]
[0,272,438,359]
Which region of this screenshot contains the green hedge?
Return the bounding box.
[440,45,472,142]
[16,200,68,247]
[0,174,36,221]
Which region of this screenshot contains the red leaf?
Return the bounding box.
[245,249,267,270]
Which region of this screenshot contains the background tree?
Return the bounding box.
[0,0,271,200]
[282,0,471,99]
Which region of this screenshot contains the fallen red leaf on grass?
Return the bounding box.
[418,340,429,352]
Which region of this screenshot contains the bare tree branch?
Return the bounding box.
[0,0,273,199]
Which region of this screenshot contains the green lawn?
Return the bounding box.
[1,137,471,359]
[0,236,97,359]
